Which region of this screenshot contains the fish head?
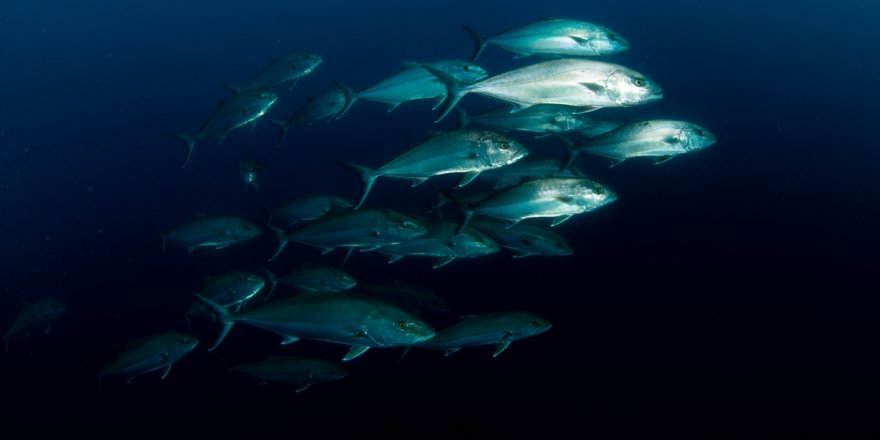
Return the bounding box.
[334,271,358,290]
[444,61,489,84]
[513,312,553,337]
[458,228,500,255]
[312,362,348,382]
[166,332,200,354]
[478,132,529,168]
[571,179,618,211]
[369,308,436,346]
[295,51,324,73]
[679,123,717,152]
[580,27,630,55]
[38,299,67,318]
[606,69,663,106]
[382,210,428,240]
[249,90,280,112]
[233,219,263,240]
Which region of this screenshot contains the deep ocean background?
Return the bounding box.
[1,0,878,432]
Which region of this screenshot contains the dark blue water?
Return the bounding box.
[1,0,878,432]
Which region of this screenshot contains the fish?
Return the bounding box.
[456,104,594,134]
[553,119,717,169]
[462,18,629,61]
[372,219,499,268]
[337,129,529,209]
[268,195,353,227]
[267,208,427,263]
[185,271,267,322]
[414,311,551,357]
[240,152,265,191]
[172,89,278,167]
[3,298,66,357]
[99,332,199,384]
[163,215,262,253]
[468,217,573,258]
[335,60,487,117]
[231,356,348,392]
[263,264,357,295]
[477,155,587,189]
[229,51,323,92]
[444,177,617,232]
[272,85,347,146]
[193,293,435,361]
[359,279,452,314]
[423,58,663,122]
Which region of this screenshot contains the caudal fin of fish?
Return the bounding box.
[259,266,278,300]
[191,294,238,351]
[333,81,358,119]
[547,130,578,174]
[271,119,290,147]
[265,223,290,262]
[172,133,196,168]
[336,161,379,209]
[440,189,475,235]
[461,25,487,62]
[455,107,471,130]
[420,64,468,123]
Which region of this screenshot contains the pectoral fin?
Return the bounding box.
[295,382,312,393]
[160,363,173,380]
[281,335,300,345]
[432,257,456,269]
[581,83,606,94]
[444,348,460,357]
[457,171,481,187]
[410,177,429,187]
[512,251,533,259]
[493,339,512,357]
[551,215,573,227]
[654,155,677,165]
[343,345,371,361]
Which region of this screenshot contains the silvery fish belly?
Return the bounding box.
[466,18,629,60]
[99,332,199,381]
[236,294,435,348]
[286,208,427,250]
[243,51,323,91]
[583,119,717,162]
[474,177,617,224]
[416,312,552,355]
[375,219,499,267]
[165,216,262,252]
[196,89,278,140]
[461,104,593,133]
[468,217,573,257]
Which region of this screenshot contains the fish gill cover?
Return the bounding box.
[0,0,877,432]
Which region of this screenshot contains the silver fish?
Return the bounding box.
[556,119,717,168]
[424,58,663,122]
[173,89,278,167]
[231,356,348,392]
[163,215,262,253]
[99,332,199,384]
[415,311,551,357]
[231,51,323,92]
[463,18,629,61]
[373,219,499,268]
[446,177,617,232]
[267,208,427,263]
[193,293,435,361]
[268,195,353,227]
[272,85,347,146]
[185,271,267,322]
[3,298,66,357]
[468,217,573,258]
[336,60,487,116]
[338,129,528,209]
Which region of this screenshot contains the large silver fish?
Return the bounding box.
[457,104,594,134]
[446,177,617,232]
[336,60,487,116]
[267,208,427,262]
[231,356,348,392]
[268,194,353,227]
[272,85,347,146]
[462,18,629,61]
[3,298,66,357]
[193,293,435,361]
[163,215,262,253]
[414,312,551,357]
[99,332,199,384]
[424,58,663,122]
[185,271,267,322]
[173,89,278,166]
[555,119,717,168]
[359,279,452,314]
[338,129,528,209]
[231,51,323,92]
[372,219,499,268]
[468,217,573,258]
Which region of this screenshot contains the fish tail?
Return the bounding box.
[547,130,578,174]
[420,64,468,123]
[258,266,278,300]
[336,161,379,209]
[461,25,487,62]
[333,81,357,119]
[265,223,290,262]
[271,119,290,147]
[191,294,237,352]
[439,189,475,235]
[455,107,470,130]
[171,133,196,168]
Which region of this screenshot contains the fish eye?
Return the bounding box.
[634,78,645,87]
[463,65,470,72]
[397,321,408,330]
[499,142,510,150]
